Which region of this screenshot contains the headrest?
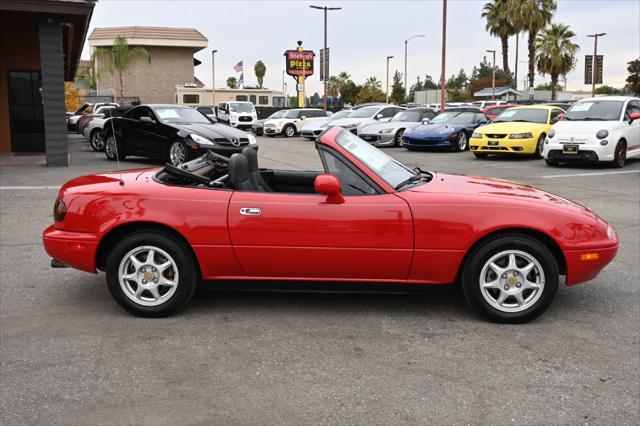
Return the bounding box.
[228,153,250,185]
[242,147,258,172]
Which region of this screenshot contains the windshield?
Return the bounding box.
[154,107,210,124]
[269,110,286,119]
[336,131,418,188]
[347,106,380,118]
[565,101,623,121]
[391,111,422,122]
[230,103,255,113]
[329,110,352,120]
[494,108,548,124]
[282,110,301,118]
[430,111,476,124]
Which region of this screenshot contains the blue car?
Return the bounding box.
[402,110,488,151]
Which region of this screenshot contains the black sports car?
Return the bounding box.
[102,104,258,165]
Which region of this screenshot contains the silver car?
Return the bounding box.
[358,108,437,147]
[300,109,351,139]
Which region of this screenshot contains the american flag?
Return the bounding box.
[238,73,244,86]
[233,61,243,72]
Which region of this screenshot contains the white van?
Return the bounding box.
[217,101,258,129]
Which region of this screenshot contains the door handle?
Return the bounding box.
[240,207,261,216]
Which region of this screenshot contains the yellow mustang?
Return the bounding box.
[470,105,565,158]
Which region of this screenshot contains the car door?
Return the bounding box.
[137,107,170,157]
[227,149,414,281]
[624,100,640,154]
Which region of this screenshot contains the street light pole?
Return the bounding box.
[310,5,342,111]
[486,49,496,100]
[587,32,606,97]
[386,55,393,103]
[211,49,217,107]
[404,34,425,99]
[440,0,447,111]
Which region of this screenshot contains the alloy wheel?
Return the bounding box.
[614,143,626,168]
[105,136,116,159]
[118,246,179,307]
[479,250,545,313]
[457,133,467,151]
[169,142,186,165]
[285,125,295,137]
[91,131,104,150]
[395,129,404,147]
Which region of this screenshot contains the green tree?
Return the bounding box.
[482,0,517,73]
[340,81,360,105]
[535,82,553,90]
[93,36,151,97]
[327,75,341,99]
[518,0,557,89]
[356,77,385,103]
[595,85,623,95]
[390,70,406,104]
[75,54,101,91]
[423,74,438,89]
[226,76,238,89]
[471,57,512,82]
[626,58,640,96]
[254,60,266,88]
[535,22,578,100]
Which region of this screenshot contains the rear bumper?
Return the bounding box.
[565,244,618,286]
[42,225,100,273]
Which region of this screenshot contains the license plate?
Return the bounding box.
[362,135,373,141]
[488,140,499,146]
[563,144,579,154]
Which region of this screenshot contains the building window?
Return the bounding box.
[183,94,199,104]
[259,96,269,105]
[273,96,285,107]
[249,95,256,104]
[236,95,248,101]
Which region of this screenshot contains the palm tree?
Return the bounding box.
[482,0,516,73]
[76,64,100,91]
[94,36,150,98]
[327,76,341,98]
[535,23,578,100]
[254,60,266,88]
[364,76,382,90]
[518,0,557,90]
[226,76,238,89]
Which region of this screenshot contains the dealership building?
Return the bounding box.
[0,0,95,165]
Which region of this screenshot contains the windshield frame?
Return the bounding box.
[493,108,549,124]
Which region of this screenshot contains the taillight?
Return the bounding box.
[53,199,67,221]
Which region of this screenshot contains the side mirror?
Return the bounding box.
[421,118,431,124]
[300,116,307,120]
[140,116,155,124]
[557,113,565,121]
[375,113,384,120]
[314,174,344,204]
[477,119,488,125]
[629,112,640,123]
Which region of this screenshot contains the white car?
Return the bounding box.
[217,101,258,129]
[300,109,352,139]
[263,108,329,137]
[329,105,406,135]
[543,96,640,168]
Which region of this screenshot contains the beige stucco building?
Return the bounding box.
[88,26,207,104]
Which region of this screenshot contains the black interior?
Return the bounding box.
[261,170,321,194]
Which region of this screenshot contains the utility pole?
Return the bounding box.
[440,0,447,111]
[211,49,217,107]
[386,55,393,103]
[310,5,342,111]
[486,49,496,100]
[404,34,425,99]
[587,32,606,97]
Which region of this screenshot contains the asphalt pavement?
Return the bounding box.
[1,133,638,425]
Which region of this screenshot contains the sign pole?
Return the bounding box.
[297,41,305,108]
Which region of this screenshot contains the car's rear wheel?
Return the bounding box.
[90,129,105,152]
[393,129,405,147]
[283,124,296,138]
[104,134,126,161]
[454,132,468,152]
[106,232,197,317]
[168,140,191,166]
[461,234,559,323]
[534,134,545,159]
[473,152,488,159]
[612,141,626,168]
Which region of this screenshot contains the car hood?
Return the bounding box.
[360,121,419,133]
[552,120,622,135]
[478,121,548,134]
[174,123,247,138]
[330,117,369,127]
[303,118,332,129]
[409,123,464,136]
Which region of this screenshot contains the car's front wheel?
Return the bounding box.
[461,234,559,323]
[104,134,125,161]
[90,129,105,151]
[612,141,626,168]
[534,134,545,159]
[393,129,405,147]
[283,124,296,138]
[454,132,468,152]
[168,140,191,166]
[106,232,198,317]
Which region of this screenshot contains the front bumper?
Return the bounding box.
[360,133,395,146]
[565,244,618,286]
[544,140,612,163]
[470,136,538,154]
[402,135,453,148]
[263,126,283,135]
[43,225,100,273]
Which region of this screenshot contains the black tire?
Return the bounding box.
[104,133,126,161]
[461,234,559,323]
[282,124,296,138]
[454,131,468,152]
[473,152,488,159]
[611,141,626,168]
[105,231,198,317]
[89,129,105,152]
[168,139,192,166]
[405,146,418,151]
[393,129,405,147]
[533,134,545,159]
[545,159,559,167]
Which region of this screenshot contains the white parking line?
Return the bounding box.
[541,170,640,179]
[0,186,60,190]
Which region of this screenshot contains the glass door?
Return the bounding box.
[8,71,44,152]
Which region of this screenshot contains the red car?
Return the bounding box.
[43,127,618,323]
[482,103,517,120]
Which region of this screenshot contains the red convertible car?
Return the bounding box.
[43,127,618,322]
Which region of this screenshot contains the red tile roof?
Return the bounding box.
[89,26,207,42]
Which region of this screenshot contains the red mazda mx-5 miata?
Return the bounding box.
[43,127,618,322]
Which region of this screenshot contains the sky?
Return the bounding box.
[84,0,640,97]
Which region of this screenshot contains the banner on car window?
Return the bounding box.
[285,50,315,77]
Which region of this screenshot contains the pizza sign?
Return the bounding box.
[285,50,315,77]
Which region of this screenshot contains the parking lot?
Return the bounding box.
[1,134,639,424]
